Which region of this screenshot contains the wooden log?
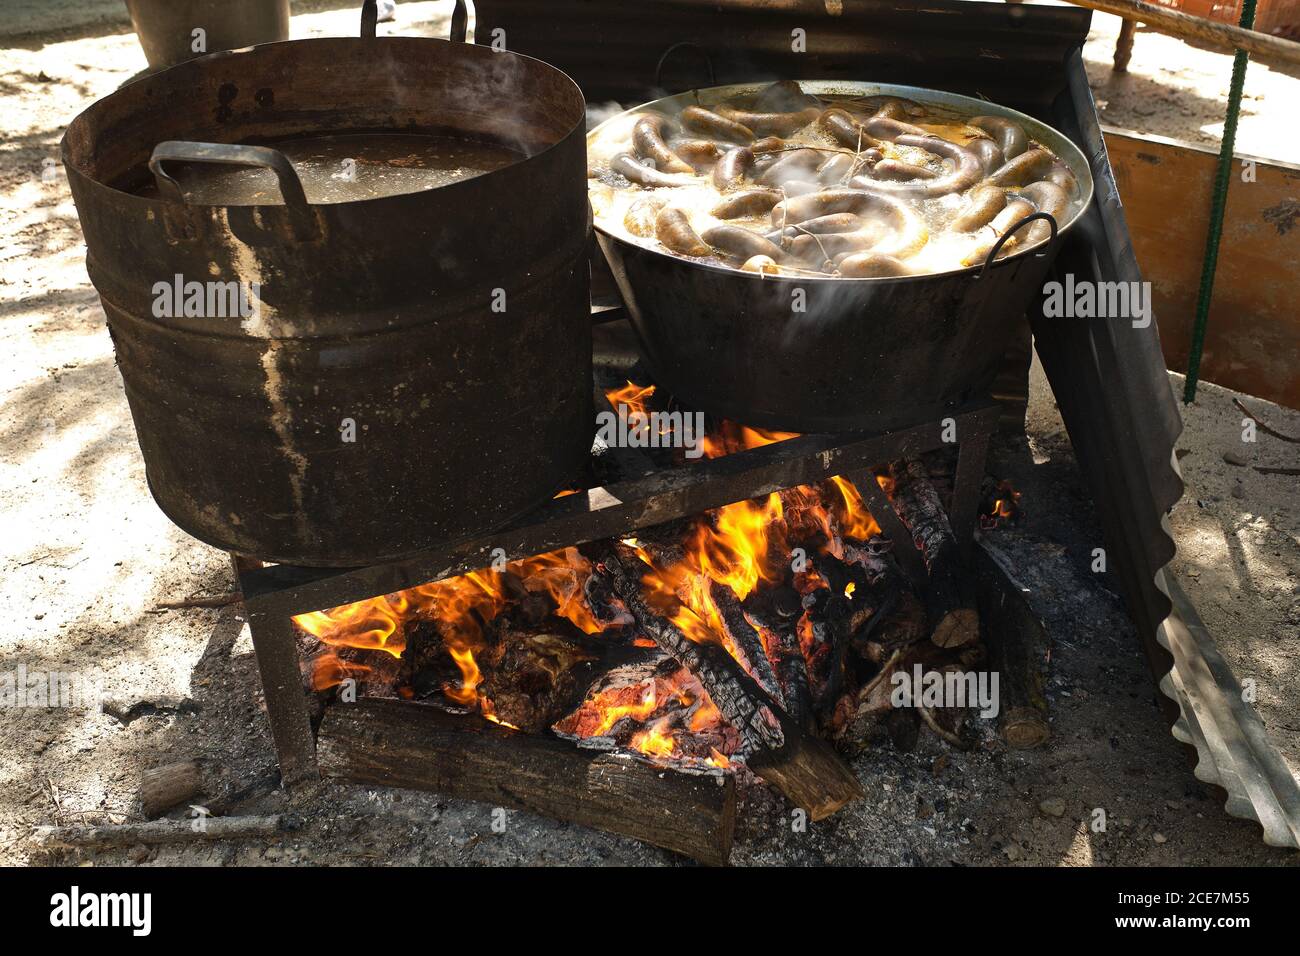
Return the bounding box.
[317,698,735,866]
[139,759,205,819]
[888,459,979,648]
[975,541,1051,749]
[32,815,293,849]
[595,542,863,820]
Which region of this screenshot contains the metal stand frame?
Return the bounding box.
[232,399,1000,788]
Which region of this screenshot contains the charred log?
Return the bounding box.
[888,458,979,648]
[709,581,783,703]
[976,540,1051,749]
[742,590,815,732]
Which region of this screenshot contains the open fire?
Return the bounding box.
[294,381,998,775]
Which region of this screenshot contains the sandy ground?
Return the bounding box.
[1083,11,1300,160]
[1166,373,1300,779]
[0,2,1296,866]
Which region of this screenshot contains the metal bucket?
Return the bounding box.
[125,0,291,69]
[63,8,592,566]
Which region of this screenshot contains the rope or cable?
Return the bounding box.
[1184,0,1258,404]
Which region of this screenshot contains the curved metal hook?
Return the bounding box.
[977,211,1058,279]
[654,42,716,94]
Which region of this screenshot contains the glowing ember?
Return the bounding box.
[981,479,1023,529]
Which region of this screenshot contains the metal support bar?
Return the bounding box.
[232,555,320,789]
[1184,0,1257,403]
[951,424,994,562]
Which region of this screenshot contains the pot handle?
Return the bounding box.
[149,141,322,242]
[977,211,1058,280]
[655,41,716,92]
[361,0,467,41]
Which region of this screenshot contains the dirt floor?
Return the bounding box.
[0,2,1296,866]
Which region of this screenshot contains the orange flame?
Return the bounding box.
[309,653,371,692]
[603,380,675,439]
[828,475,882,540]
[701,420,799,459]
[293,547,606,701]
[632,717,677,758]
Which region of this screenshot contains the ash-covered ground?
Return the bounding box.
[1,1,1296,867]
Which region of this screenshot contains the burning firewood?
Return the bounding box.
[888,458,979,648]
[552,652,741,764]
[708,580,783,703]
[592,540,864,820]
[741,586,815,732]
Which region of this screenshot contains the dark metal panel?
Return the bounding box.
[238,401,1000,616]
[476,0,1092,110]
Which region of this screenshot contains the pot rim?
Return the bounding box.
[588,79,1095,284]
[61,35,588,210]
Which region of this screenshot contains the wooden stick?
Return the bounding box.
[1064,0,1300,67]
[153,592,242,610]
[1233,397,1300,443]
[31,815,292,850]
[317,699,735,866]
[597,542,863,819]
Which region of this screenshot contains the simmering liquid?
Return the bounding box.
[138,132,523,204]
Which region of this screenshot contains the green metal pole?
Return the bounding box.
[1183,0,1258,404]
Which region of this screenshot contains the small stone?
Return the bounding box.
[1038,796,1066,818]
[1231,481,1245,499]
[1223,450,1247,466]
[127,844,149,864]
[1153,832,1167,844]
[1002,842,1022,862]
[264,846,283,860]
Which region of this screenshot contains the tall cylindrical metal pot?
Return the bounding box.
[125,0,292,69]
[63,14,592,567]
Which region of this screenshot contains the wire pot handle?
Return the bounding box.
[977,211,1058,279]
[149,141,322,243]
[654,41,717,93]
[362,0,467,41]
